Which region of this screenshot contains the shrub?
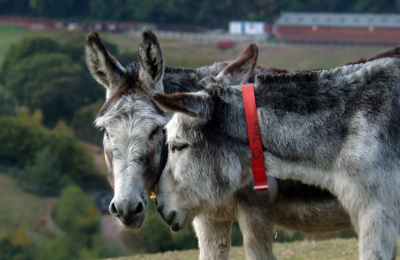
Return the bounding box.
[53,185,100,246]
[0,117,96,187]
[1,35,105,126]
[72,101,104,145]
[0,228,35,260]
[0,85,17,116]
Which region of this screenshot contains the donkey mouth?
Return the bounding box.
[165,211,191,232]
[171,221,183,232]
[119,215,145,229]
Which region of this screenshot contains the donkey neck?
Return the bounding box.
[216,57,400,167]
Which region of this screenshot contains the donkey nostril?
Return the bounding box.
[110,202,118,216]
[135,202,144,215]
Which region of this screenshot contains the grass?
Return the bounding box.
[0,25,88,64]
[103,34,389,70]
[107,238,400,260]
[0,174,48,237]
[0,25,33,64]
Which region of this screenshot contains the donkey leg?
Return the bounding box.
[193,214,233,260]
[237,203,277,260]
[355,200,400,260]
[337,174,400,260]
[355,204,399,260]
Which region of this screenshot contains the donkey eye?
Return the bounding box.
[149,126,161,140]
[171,144,189,152]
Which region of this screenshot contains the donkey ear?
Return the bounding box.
[85,31,125,91]
[138,28,165,92]
[218,43,258,84]
[153,92,211,118]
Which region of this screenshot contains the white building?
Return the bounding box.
[229,21,266,35]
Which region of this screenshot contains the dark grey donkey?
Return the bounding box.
[155,56,400,259]
[86,30,355,259]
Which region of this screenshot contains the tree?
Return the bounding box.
[0,35,113,126]
[4,53,92,125]
[72,101,104,145]
[0,228,35,260]
[53,185,100,246]
[24,146,64,195]
[0,85,17,116]
[28,0,89,17]
[0,0,31,15]
[0,36,62,85]
[0,116,96,184]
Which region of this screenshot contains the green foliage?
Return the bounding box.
[72,101,104,145]
[0,228,35,260]
[123,202,198,253]
[273,230,304,243]
[0,116,47,167]
[0,116,96,191]
[28,0,89,18]
[53,185,100,245]
[4,53,98,125]
[1,35,104,126]
[1,36,61,84]
[0,85,17,116]
[50,186,124,258]
[24,146,65,195]
[231,221,243,246]
[33,236,76,260]
[33,234,124,260]
[117,51,139,68]
[2,0,400,27]
[0,0,31,15]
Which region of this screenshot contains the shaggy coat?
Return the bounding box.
[155,57,400,260]
[87,29,400,260]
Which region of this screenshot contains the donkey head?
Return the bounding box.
[86,29,167,228]
[153,44,259,231]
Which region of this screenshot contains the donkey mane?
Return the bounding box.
[165,66,196,74]
[255,58,377,86]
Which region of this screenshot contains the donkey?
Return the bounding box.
[154,57,400,259]
[86,30,400,259]
[86,30,300,259]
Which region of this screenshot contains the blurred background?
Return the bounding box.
[0,1,398,259]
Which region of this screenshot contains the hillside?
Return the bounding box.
[108,238,400,260]
[0,174,55,239]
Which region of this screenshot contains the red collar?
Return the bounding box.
[242,84,268,191]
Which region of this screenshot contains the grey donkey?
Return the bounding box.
[86,29,400,259]
[154,55,400,259]
[86,30,311,259]
[86,30,349,259]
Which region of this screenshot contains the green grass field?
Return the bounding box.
[0,26,32,63]
[108,238,400,260]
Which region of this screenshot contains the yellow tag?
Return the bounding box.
[150,186,157,201]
